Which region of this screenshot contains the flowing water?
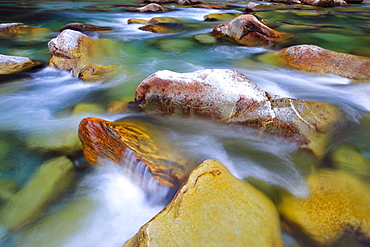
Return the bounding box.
[0,0,369,246]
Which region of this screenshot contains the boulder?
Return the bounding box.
[212,14,291,47]
[78,117,188,187]
[127,3,166,12]
[78,63,117,82]
[0,23,31,35]
[48,29,117,78]
[260,44,370,80]
[0,54,40,75]
[134,69,341,155]
[61,22,113,32]
[124,159,283,246]
[0,156,76,231]
[279,170,370,245]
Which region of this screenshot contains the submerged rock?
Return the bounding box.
[0,54,40,75]
[0,156,76,231]
[48,29,117,80]
[125,159,283,246]
[212,14,291,48]
[134,69,341,155]
[279,170,370,245]
[78,117,188,187]
[260,44,370,80]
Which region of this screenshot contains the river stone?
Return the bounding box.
[0,156,76,231]
[0,54,40,75]
[127,3,166,12]
[139,23,182,33]
[279,170,370,245]
[134,69,341,155]
[78,117,188,187]
[0,23,31,35]
[128,19,150,24]
[203,13,241,22]
[61,22,113,32]
[78,63,117,82]
[0,180,18,203]
[212,14,291,47]
[124,159,283,246]
[48,29,117,78]
[261,44,370,80]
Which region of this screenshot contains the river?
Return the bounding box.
[0,0,369,246]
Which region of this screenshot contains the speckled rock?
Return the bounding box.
[212,14,291,47]
[260,44,370,80]
[0,156,76,231]
[0,23,31,35]
[127,3,166,12]
[48,29,117,78]
[125,159,283,247]
[78,63,117,82]
[279,170,370,245]
[0,54,40,75]
[134,69,341,155]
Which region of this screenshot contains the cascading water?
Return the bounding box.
[0,1,369,246]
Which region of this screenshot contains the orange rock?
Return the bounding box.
[78,117,187,187]
[61,22,113,32]
[212,14,291,47]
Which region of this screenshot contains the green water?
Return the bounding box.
[0,0,370,246]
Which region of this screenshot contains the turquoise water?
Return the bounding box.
[0,0,369,246]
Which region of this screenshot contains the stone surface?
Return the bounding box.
[0,54,40,75]
[78,117,188,187]
[78,63,117,82]
[48,29,117,77]
[193,34,217,44]
[0,156,76,231]
[134,69,341,155]
[0,180,18,203]
[128,19,150,24]
[61,22,113,32]
[127,3,166,12]
[279,170,370,245]
[212,14,291,47]
[139,23,182,33]
[204,13,240,22]
[124,159,283,246]
[0,23,31,35]
[262,44,370,80]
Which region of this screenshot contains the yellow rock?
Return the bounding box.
[125,159,283,247]
[332,145,370,178]
[0,180,18,203]
[78,63,117,82]
[127,19,150,24]
[0,54,40,74]
[279,170,370,246]
[0,156,76,231]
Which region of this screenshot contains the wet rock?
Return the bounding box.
[302,0,347,6]
[78,63,117,82]
[204,13,241,22]
[0,156,76,231]
[78,117,188,187]
[260,44,370,80]
[134,69,341,155]
[190,3,228,8]
[0,180,18,203]
[212,14,291,48]
[0,23,32,36]
[151,38,194,52]
[128,19,150,24]
[148,17,186,23]
[127,3,166,12]
[193,34,217,44]
[61,22,113,32]
[0,54,40,75]
[124,159,283,246]
[140,0,199,4]
[48,29,117,78]
[139,23,182,33]
[279,170,370,245]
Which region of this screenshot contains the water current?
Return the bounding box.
[0,0,369,246]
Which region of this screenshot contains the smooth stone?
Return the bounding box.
[203,13,241,22]
[212,14,292,48]
[134,69,341,156]
[48,29,118,77]
[127,3,166,12]
[61,22,113,32]
[0,23,31,35]
[125,159,283,246]
[193,34,217,44]
[259,44,370,80]
[279,170,370,245]
[0,156,76,231]
[78,117,188,187]
[127,19,150,24]
[78,63,117,82]
[0,54,40,75]
[139,23,181,33]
